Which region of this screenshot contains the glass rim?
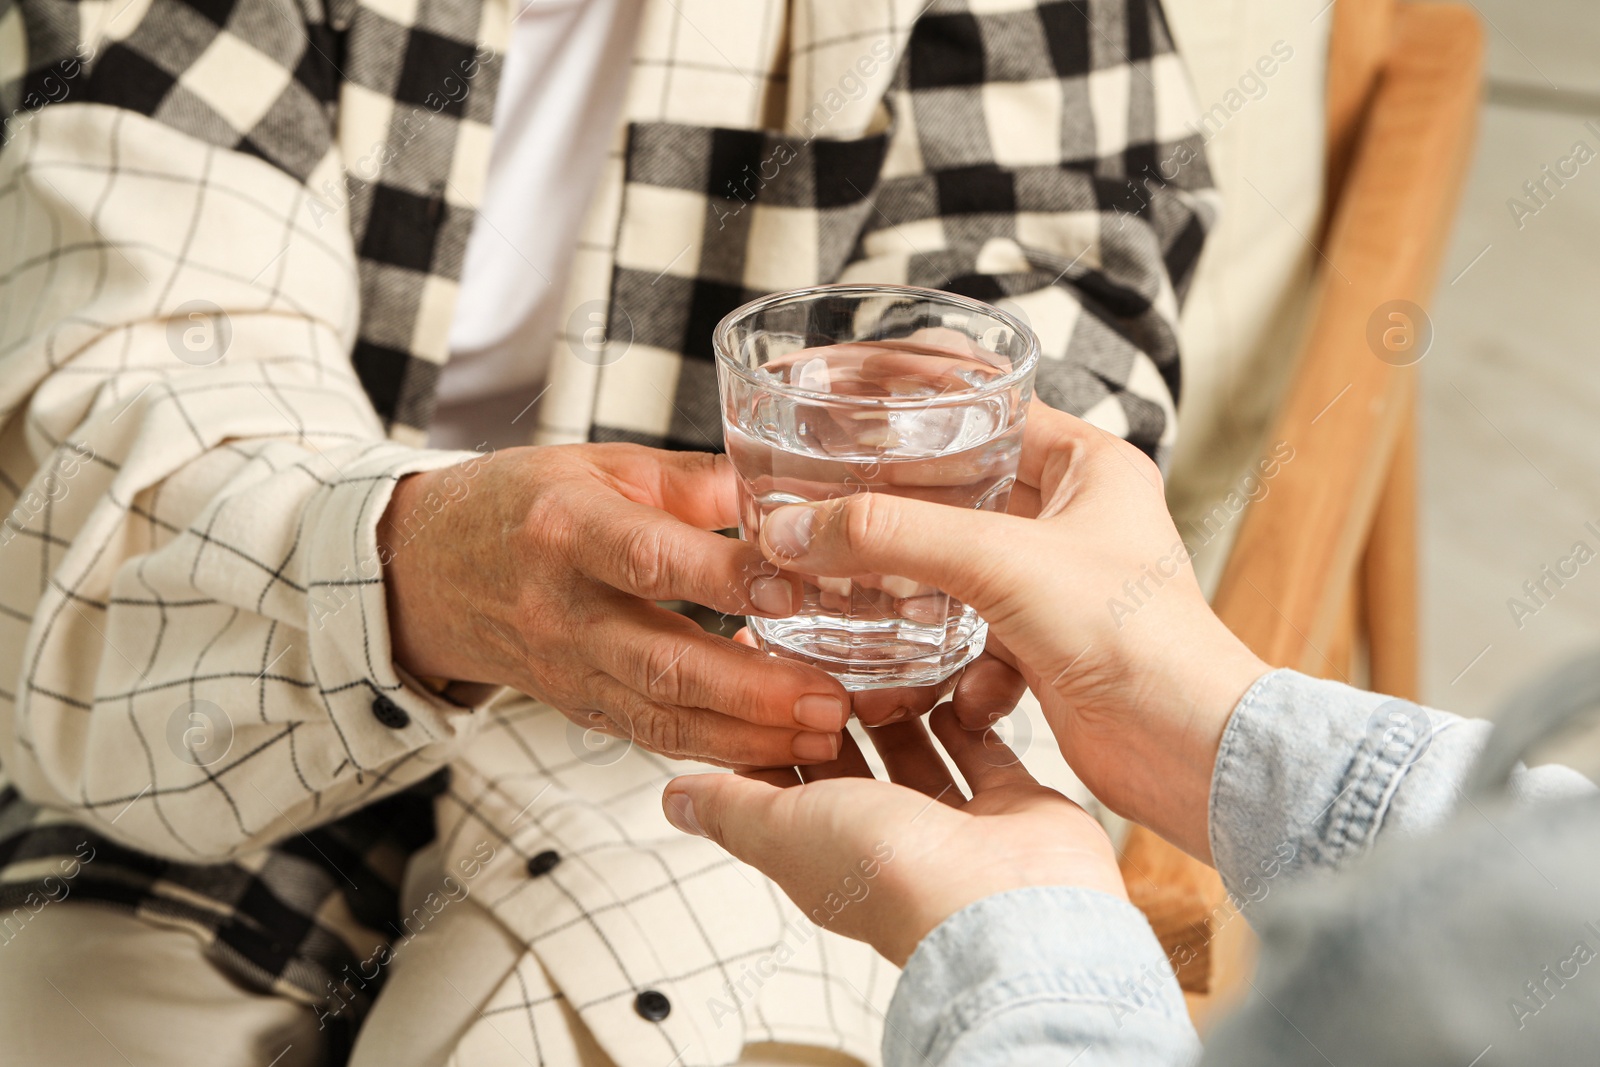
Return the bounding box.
[712,283,1041,409]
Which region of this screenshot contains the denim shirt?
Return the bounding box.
[883,669,1597,1067]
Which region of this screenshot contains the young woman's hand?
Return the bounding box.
[663,707,1126,966]
[752,404,1271,860]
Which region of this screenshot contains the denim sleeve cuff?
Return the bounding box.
[1207,668,1478,901]
[885,887,1199,1067]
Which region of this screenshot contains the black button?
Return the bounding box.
[526,850,561,877]
[371,694,410,729]
[633,990,671,1022]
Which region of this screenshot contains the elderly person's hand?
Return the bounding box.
[750,404,1270,861]
[663,707,1126,966]
[380,443,854,767]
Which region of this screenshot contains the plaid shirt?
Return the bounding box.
[0,0,1215,1063]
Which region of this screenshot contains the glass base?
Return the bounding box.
[751,617,988,691]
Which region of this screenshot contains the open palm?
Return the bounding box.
[664,706,1128,967]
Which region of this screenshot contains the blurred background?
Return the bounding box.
[1125,0,1600,1016]
[1152,0,1600,727]
[1421,0,1600,717]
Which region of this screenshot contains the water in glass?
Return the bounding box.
[724,337,1025,689]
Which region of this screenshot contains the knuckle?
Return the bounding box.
[571,665,613,703]
[1104,437,1163,489]
[677,449,722,478]
[641,639,692,706]
[569,705,620,738]
[1124,442,1164,487]
[690,789,724,839]
[523,497,575,563]
[618,523,668,594]
[586,441,640,469]
[839,492,896,557]
[637,706,694,757]
[519,469,587,556]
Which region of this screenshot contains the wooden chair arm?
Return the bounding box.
[1209,3,1482,667]
[1121,2,1485,1015]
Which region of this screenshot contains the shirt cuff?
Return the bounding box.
[300,443,501,769]
[1207,668,1473,902]
[885,887,1197,1067]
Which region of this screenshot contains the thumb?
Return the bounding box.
[663,773,785,865]
[757,493,1028,611]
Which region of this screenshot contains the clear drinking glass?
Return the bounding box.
[715,284,1040,690]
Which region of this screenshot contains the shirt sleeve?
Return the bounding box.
[1207,668,1596,903]
[0,102,496,862]
[885,887,1201,1067]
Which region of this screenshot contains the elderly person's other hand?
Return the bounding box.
[751,404,1270,861]
[381,443,853,767]
[663,707,1126,966]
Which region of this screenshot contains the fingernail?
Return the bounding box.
[964,707,1007,731]
[793,694,848,731]
[862,707,912,727]
[664,792,703,836]
[816,575,852,597]
[764,506,817,560]
[792,731,840,762]
[750,576,794,616]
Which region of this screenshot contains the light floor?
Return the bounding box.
[1421,1,1600,720]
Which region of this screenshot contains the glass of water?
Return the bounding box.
[715,284,1039,691]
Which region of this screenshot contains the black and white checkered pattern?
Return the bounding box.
[0,97,496,1058]
[0,0,1214,1062]
[426,698,895,1065]
[539,0,1215,466]
[3,0,502,440]
[0,774,445,1061]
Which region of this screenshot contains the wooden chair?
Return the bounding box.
[1118,0,1486,1025]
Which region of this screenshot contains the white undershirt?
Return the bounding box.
[428,0,645,452]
